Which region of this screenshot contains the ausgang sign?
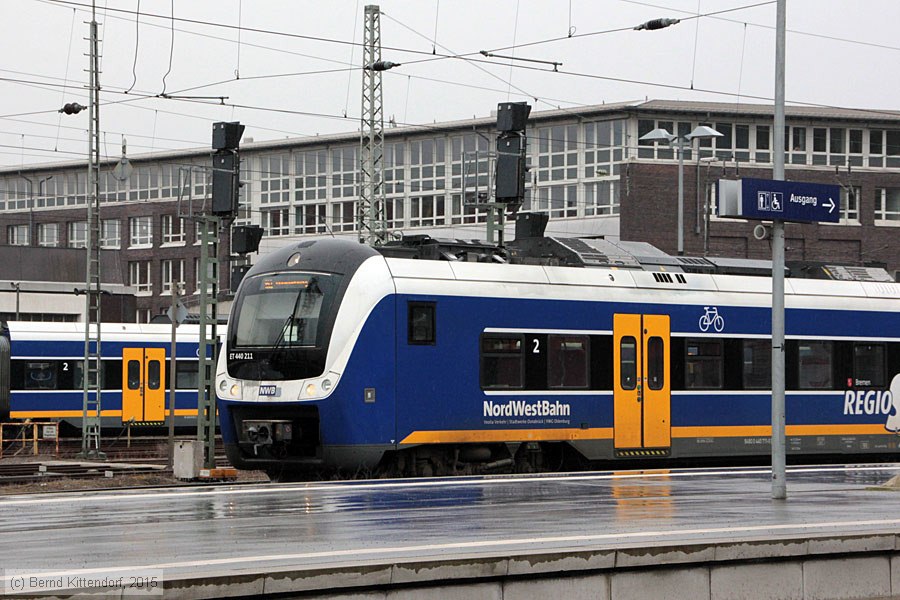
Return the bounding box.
[718,178,841,223]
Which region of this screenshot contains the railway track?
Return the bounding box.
[0,435,235,486]
[1,434,226,461]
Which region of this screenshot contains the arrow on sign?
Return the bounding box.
[823,198,836,214]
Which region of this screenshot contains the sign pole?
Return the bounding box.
[771,0,787,500]
[167,283,180,470]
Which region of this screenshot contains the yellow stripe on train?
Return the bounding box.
[10,409,199,419]
[400,428,614,445]
[400,424,893,445]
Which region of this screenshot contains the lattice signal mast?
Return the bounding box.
[80,4,104,459]
[358,5,400,246]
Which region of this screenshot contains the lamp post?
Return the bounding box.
[639,126,722,255]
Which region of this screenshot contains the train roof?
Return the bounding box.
[382,254,900,303]
[3,321,208,343]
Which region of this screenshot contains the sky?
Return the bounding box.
[2,0,898,167]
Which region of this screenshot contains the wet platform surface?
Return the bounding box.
[1,464,899,582]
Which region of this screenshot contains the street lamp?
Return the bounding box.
[639,125,722,255]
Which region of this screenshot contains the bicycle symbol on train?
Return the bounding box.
[698,306,725,332]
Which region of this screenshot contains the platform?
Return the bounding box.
[1,464,900,598]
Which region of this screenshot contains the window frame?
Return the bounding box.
[684,338,724,390]
[407,302,436,346]
[547,334,590,390]
[480,333,524,390]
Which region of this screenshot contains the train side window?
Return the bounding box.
[481,335,523,389]
[176,361,200,389]
[853,343,885,387]
[25,362,57,390]
[685,339,723,389]
[646,336,664,391]
[548,335,589,389]
[798,340,833,389]
[408,302,436,345]
[147,360,161,390]
[620,337,637,390]
[127,360,141,390]
[73,362,101,388]
[742,339,771,389]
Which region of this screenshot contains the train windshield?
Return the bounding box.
[232,273,340,349]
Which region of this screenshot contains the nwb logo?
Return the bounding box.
[757,191,783,212]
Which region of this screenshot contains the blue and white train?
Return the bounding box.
[215,235,900,477]
[0,322,209,429]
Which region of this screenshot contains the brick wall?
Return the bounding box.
[622,162,900,278]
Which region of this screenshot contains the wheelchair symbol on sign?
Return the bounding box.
[771,192,783,211]
[757,191,784,212]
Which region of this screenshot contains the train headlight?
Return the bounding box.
[305,383,317,397]
[322,378,332,392]
[217,377,242,400]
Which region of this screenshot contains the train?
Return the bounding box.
[0,322,212,430]
[215,228,900,479]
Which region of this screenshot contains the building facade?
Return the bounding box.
[1,99,897,323]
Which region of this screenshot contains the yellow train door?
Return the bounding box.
[613,314,671,454]
[122,348,166,424]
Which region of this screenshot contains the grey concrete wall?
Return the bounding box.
[115,535,900,599]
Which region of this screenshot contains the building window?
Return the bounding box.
[129,216,152,247]
[68,221,87,248]
[99,171,126,203]
[331,200,356,233]
[261,207,291,236]
[584,180,619,216]
[584,120,625,177]
[848,129,864,166]
[37,223,58,247]
[449,133,490,225]
[714,122,733,160]
[331,145,358,200]
[101,219,121,249]
[837,187,860,224]
[128,261,152,295]
[409,195,445,227]
[409,137,446,195]
[161,214,185,244]
[260,154,291,204]
[294,150,328,234]
[536,124,578,183]
[755,124,771,163]
[875,188,900,223]
[161,259,184,295]
[194,257,216,295]
[529,184,577,219]
[128,166,159,201]
[7,224,29,245]
[137,308,152,324]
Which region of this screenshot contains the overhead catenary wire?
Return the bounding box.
[160,0,175,96]
[125,0,140,94]
[55,7,78,152]
[12,3,900,169]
